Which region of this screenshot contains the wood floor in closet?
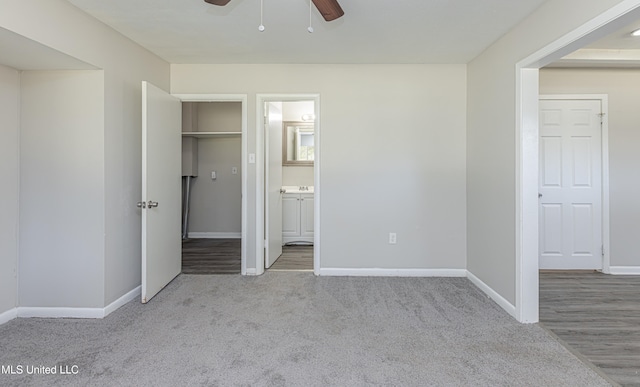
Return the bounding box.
[539,270,640,386]
[182,238,240,274]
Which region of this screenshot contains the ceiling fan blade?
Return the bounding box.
[204,0,231,5]
[311,0,344,22]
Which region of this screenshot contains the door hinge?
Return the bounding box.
[602,245,605,256]
[263,239,268,249]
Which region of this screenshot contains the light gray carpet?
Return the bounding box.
[0,273,610,386]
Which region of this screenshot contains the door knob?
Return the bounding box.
[280,189,286,194]
[136,201,147,209]
[538,193,543,198]
[148,201,159,208]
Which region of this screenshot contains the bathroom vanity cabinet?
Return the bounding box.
[282,193,314,244]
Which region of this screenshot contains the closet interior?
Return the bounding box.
[181,101,242,274]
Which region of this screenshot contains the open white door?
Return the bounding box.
[265,102,283,268]
[141,81,182,303]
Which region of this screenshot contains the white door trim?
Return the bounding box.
[515,1,640,323]
[256,94,321,276]
[538,94,610,273]
[173,94,248,275]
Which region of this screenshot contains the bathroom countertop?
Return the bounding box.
[281,186,314,194]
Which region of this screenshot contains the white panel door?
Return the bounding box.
[265,102,283,268]
[141,81,182,303]
[539,99,602,270]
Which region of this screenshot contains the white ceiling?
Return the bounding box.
[586,19,640,49]
[549,19,640,68]
[65,0,550,64]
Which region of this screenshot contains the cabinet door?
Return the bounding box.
[282,194,300,238]
[300,194,314,237]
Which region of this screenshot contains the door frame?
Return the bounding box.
[538,94,610,272]
[515,2,640,323]
[173,93,248,275]
[256,94,321,276]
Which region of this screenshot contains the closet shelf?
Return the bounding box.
[181,131,241,138]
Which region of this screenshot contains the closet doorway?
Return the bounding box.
[178,95,248,275]
[257,95,320,275]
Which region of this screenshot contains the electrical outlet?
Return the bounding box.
[389,233,397,244]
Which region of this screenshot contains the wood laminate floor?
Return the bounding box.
[539,270,640,386]
[182,239,312,274]
[270,245,314,271]
[182,238,240,274]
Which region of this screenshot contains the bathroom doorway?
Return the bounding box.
[257,94,320,275]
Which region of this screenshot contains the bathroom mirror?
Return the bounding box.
[283,121,314,166]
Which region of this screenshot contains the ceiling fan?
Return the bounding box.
[204,0,344,21]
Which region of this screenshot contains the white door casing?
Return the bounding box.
[256,94,320,275]
[141,81,182,303]
[265,102,283,268]
[515,2,635,323]
[173,93,248,275]
[539,98,603,270]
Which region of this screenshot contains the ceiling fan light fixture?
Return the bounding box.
[632,28,640,37]
[308,0,314,33]
[311,0,344,22]
[204,0,231,5]
[258,0,265,32]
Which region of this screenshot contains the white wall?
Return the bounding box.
[540,68,640,268]
[197,101,241,132]
[0,64,20,316]
[188,137,242,235]
[172,64,468,271]
[187,102,242,236]
[20,70,105,307]
[282,168,314,187]
[467,0,628,306]
[1,0,170,308]
[282,101,314,186]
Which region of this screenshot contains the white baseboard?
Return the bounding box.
[17,285,141,320]
[467,271,517,319]
[104,286,141,317]
[188,232,241,239]
[18,306,105,319]
[0,308,18,326]
[319,268,467,277]
[609,266,640,275]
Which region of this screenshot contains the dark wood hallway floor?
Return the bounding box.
[539,270,640,386]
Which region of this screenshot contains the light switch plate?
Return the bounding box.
[389,233,397,244]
